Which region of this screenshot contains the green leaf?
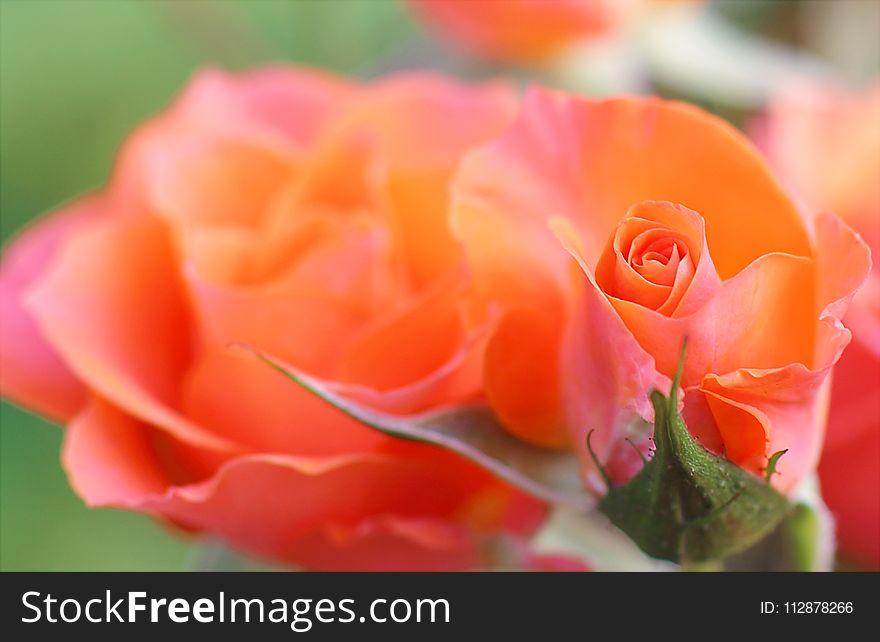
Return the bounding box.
[250,349,592,511]
[764,449,788,482]
[595,342,791,564]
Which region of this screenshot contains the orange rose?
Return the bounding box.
[754,82,880,568]
[452,89,870,494]
[410,0,628,63]
[0,67,545,570]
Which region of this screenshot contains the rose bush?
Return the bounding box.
[0,67,547,571]
[754,82,880,568]
[451,89,870,494]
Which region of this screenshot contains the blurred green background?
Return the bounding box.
[1,0,876,570]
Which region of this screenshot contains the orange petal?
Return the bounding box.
[183,210,398,375]
[26,214,237,453]
[609,251,817,385]
[331,73,516,171]
[595,201,721,316]
[553,219,669,488]
[700,388,769,474]
[700,364,833,491]
[288,516,480,571]
[109,67,354,211]
[315,74,516,286]
[335,276,482,412]
[63,398,543,569]
[483,305,570,448]
[146,134,296,230]
[180,347,386,457]
[453,89,812,298]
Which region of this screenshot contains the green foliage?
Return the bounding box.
[765,449,788,482]
[256,350,592,511]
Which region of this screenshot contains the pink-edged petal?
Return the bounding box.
[172,66,359,149]
[329,73,516,171]
[109,65,356,224]
[146,135,297,230]
[813,210,872,322]
[63,398,544,569]
[700,364,833,491]
[26,214,237,453]
[0,197,102,420]
[608,251,817,386]
[452,89,812,307]
[553,219,669,491]
[63,397,170,506]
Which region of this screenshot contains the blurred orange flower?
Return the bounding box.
[755,82,880,568]
[0,67,546,570]
[410,0,628,63]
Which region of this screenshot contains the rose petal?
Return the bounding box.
[26,214,237,453]
[0,197,101,420]
[453,89,812,298]
[180,348,386,456]
[183,212,395,376]
[63,397,170,506]
[173,66,359,149]
[288,516,480,571]
[813,210,873,323]
[595,201,721,316]
[63,398,544,569]
[609,251,817,385]
[320,74,516,287]
[336,276,481,410]
[699,364,834,491]
[819,315,880,569]
[553,218,669,490]
[110,68,350,211]
[483,305,570,448]
[331,73,517,171]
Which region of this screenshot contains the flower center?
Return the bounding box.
[595,200,713,316]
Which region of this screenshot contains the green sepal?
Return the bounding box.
[595,343,791,564]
